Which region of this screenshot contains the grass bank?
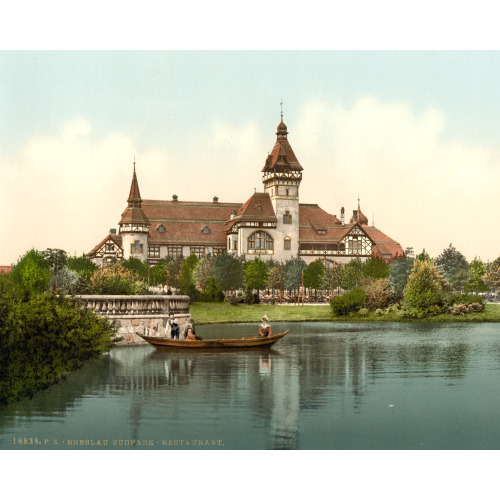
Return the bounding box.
[190,302,500,325]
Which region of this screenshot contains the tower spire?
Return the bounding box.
[280,98,283,121]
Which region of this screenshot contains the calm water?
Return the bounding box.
[2,322,500,450]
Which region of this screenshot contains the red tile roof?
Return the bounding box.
[0,265,13,274]
[142,200,242,245]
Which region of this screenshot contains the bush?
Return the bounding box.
[403,259,445,316]
[362,278,392,310]
[0,292,116,406]
[10,249,51,297]
[445,293,485,307]
[200,276,225,303]
[90,262,148,295]
[331,288,366,316]
[229,294,241,306]
[357,308,369,316]
[374,308,385,316]
[243,287,260,304]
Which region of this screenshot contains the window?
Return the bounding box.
[167,245,183,257]
[148,245,160,258]
[105,242,115,252]
[202,226,210,234]
[130,240,143,254]
[213,247,226,256]
[284,237,291,250]
[234,240,238,250]
[283,210,292,224]
[248,231,273,253]
[190,246,206,258]
[286,188,289,196]
[157,225,166,233]
[317,230,326,235]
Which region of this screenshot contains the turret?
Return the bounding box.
[118,162,150,261]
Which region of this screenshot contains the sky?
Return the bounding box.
[1,50,500,264]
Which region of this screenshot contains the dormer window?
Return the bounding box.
[283,210,292,224]
[255,205,262,211]
[157,224,166,233]
[202,226,210,234]
[317,230,326,235]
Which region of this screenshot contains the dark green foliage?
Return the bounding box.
[445,293,485,307]
[330,288,366,316]
[416,248,431,262]
[434,244,470,292]
[0,292,115,406]
[42,248,68,293]
[244,287,260,304]
[364,256,390,279]
[211,253,244,292]
[336,258,365,290]
[179,255,200,300]
[67,254,99,282]
[403,259,445,316]
[200,276,225,302]
[389,257,414,300]
[464,257,488,293]
[267,259,285,291]
[149,259,168,286]
[122,257,150,281]
[284,257,307,291]
[164,256,184,289]
[244,258,268,291]
[303,260,325,291]
[10,249,51,297]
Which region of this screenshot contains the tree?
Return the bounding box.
[464,257,488,293]
[179,255,199,299]
[67,254,98,283]
[211,253,244,293]
[42,248,68,294]
[303,260,325,296]
[336,258,365,290]
[389,256,414,301]
[122,257,149,281]
[10,249,51,297]
[200,275,225,302]
[362,278,392,310]
[416,248,431,262]
[434,244,470,292]
[485,256,500,295]
[164,256,184,290]
[284,257,307,292]
[193,253,215,290]
[244,258,268,293]
[403,259,445,314]
[90,262,147,295]
[149,259,168,286]
[49,266,81,295]
[267,259,285,290]
[364,256,390,279]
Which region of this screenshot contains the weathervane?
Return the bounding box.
[280,98,283,119]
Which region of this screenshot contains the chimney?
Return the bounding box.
[230,210,237,220]
[353,210,358,223]
[213,196,219,203]
[109,228,117,235]
[341,207,345,225]
[172,194,178,202]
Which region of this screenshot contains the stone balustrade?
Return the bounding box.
[75,295,190,318]
[75,295,191,346]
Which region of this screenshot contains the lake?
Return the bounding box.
[1,321,500,450]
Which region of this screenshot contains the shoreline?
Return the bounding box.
[190,302,500,325]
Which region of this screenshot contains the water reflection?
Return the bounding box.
[2,322,500,450]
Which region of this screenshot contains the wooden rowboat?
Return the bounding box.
[138,330,289,350]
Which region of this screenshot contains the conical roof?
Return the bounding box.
[119,163,151,229]
[262,118,303,173]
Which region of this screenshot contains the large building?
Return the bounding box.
[87,116,403,266]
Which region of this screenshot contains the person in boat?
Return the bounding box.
[185,320,196,341]
[168,313,180,339]
[259,315,272,337]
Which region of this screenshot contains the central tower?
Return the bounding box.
[262,116,303,257]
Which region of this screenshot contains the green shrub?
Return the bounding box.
[89,262,148,295]
[403,259,445,316]
[331,288,366,316]
[200,276,225,303]
[445,293,485,307]
[374,308,384,316]
[0,292,116,406]
[10,249,51,297]
[357,308,369,316]
[362,278,392,310]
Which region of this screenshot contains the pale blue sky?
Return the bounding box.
[1,51,500,263]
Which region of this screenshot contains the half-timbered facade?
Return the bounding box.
[88,115,403,266]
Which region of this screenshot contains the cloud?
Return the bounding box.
[1,99,499,264]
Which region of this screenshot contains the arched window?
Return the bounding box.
[248,231,273,253]
[284,237,291,250]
